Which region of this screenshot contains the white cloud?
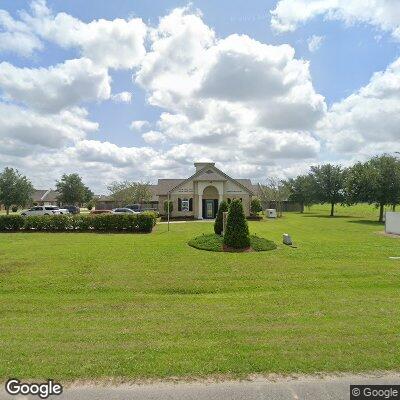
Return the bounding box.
[320,57,400,155]
[271,0,400,40]
[0,9,43,56]
[307,35,324,52]
[21,0,147,69]
[111,91,132,103]
[0,58,111,113]
[142,130,166,145]
[130,120,150,131]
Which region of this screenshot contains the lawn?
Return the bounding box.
[0,204,399,380]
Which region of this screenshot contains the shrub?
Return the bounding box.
[214,200,228,235]
[0,215,24,231]
[0,213,155,233]
[164,200,173,214]
[11,206,18,213]
[250,198,262,215]
[223,199,250,249]
[142,211,157,227]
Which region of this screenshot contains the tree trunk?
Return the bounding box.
[5,206,9,215]
[379,203,384,223]
[392,204,396,212]
[300,202,304,213]
[330,202,334,217]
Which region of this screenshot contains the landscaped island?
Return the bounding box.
[0,204,398,381]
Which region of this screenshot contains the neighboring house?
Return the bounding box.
[157,162,255,219]
[32,189,59,206]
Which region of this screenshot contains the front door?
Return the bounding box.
[205,199,214,219]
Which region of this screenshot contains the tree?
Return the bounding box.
[250,198,262,215]
[56,174,93,206]
[258,178,290,217]
[346,155,400,222]
[107,181,152,206]
[285,175,315,213]
[309,164,345,217]
[214,200,228,235]
[223,199,250,249]
[0,167,34,215]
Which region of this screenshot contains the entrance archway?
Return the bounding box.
[202,185,219,219]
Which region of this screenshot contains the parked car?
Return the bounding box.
[112,208,139,214]
[64,205,80,214]
[90,210,112,214]
[125,204,157,212]
[58,208,70,215]
[21,206,62,216]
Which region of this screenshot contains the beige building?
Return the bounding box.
[157,162,256,219]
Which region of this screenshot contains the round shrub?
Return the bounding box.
[223,199,250,249]
[11,206,18,213]
[214,200,228,235]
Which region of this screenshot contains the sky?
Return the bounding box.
[0,0,400,193]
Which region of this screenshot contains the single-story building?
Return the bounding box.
[32,189,59,206]
[157,162,256,219]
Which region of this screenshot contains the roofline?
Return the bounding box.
[167,165,254,195]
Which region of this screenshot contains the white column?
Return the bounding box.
[218,194,223,205]
[198,194,203,219]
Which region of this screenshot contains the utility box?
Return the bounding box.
[267,209,277,218]
[283,233,292,245]
[385,212,400,235]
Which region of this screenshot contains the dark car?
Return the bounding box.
[64,205,80,214]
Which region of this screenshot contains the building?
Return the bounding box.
[157,162,256,219]
[31,189,59,206]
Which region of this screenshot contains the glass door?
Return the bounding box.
[206,200,214,218]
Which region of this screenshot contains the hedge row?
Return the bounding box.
[0,212,156,233]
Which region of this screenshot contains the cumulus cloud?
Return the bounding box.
[307,35,324,52]
[0,58,111,113]
[142,130,166,145]
[271,0,400,40]
[111,91,132,103]
[20,0,147,69]
[130,120,150,131]
[320,57,400,155]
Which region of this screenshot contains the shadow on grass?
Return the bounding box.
[347,219,383,226]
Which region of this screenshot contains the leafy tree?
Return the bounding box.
[56,173,93,206]
[164,200,173,214]
[0,167,34,215]
[223,199,250,249]
[214,200,228,235]
[285,175,315,213]
[107,181,152,206]
[250,198,262,215]
[309,164,345,217]
[346,155,400,222]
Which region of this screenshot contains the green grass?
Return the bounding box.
[188,233,277,252]
[0,203,400,381]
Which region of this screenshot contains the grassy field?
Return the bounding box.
[0,204,399,380]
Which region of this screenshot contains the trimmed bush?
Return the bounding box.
[0,215,24,231]
[0,213,155,233]
[250,198,262,214]
[214,200,228,235]
[223,199,250,249]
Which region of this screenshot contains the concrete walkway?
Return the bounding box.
[2,373,400,400]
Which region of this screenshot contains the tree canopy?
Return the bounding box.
[56,173,93,205]
[285,175,315,213]
[0,167,34,214]
[107,181,152,206]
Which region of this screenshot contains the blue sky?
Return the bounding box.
[1,0,400,191]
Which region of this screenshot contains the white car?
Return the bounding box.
[58,208,70,215]
[21,206,62,216]
[112,208,139,214]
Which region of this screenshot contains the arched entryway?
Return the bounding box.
[202,185,219,219]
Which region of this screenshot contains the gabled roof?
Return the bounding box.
[32,189,59,202]
[168,164,255,195]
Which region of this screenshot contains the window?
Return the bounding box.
[189,198,193,211]
[182,198,189,212]
[178,198,182,211]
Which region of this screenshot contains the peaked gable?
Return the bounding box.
[169,164,254,195]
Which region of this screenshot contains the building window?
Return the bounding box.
[182,198,190,212]
[178,198,182,211]
[189,198,193,211]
